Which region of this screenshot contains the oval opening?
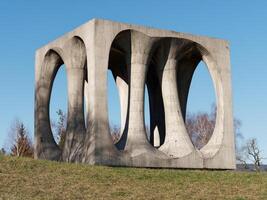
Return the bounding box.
[186,61,216,150]
[106,30,131,149]
[50,64,67,149]
[107,70,122,144]
[144,85,150,142]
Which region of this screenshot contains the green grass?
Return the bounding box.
[0,155,266,200]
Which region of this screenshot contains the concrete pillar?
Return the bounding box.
[124,31,155,152]
[115,76,128,134]
[62,37,87,162]
[158,39,194,158]
[158,59,194,157]
[62,67,86,162]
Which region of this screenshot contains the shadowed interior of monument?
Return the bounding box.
[106,29,219,156]
[107,30,130,150]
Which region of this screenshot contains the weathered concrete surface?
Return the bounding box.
[35,19,236,169]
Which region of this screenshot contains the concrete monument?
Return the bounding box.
[35,19,235,169]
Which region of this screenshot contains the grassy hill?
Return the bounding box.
[0,155,266,200]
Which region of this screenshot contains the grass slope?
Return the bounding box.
[0,155,266,200]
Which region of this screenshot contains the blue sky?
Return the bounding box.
[0,1,266,160]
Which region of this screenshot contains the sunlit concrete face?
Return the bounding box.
[35,19,235,169]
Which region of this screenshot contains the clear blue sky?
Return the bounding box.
[0,1,266,160]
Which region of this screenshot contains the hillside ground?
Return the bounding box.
[0,155,266,200]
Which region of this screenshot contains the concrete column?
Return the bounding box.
[62,37,87,162]
[115,76,128,134]
[158,41,194,158]
[126,58,149,148]
[124,31,155,152]
[62,67,86,162]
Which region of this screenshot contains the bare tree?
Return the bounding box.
[186,105,216,149]
[245,138,264,171]
[51,109,67,149]
[186,104,245,164]
[9,119,33,157]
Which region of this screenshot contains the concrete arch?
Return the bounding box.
[35,36,88,162]
[199,54,224,158]
[173,40,224,158]
[169,41,224,158]
[34,48,64,161]
[147,37,223,158]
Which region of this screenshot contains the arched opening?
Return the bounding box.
[35,49,65,160]
[185,60,216,149]
[148,38,216,157]
[50,64,67,149]
[107,30,131,148]
[36,36,87,161]
[107,70,122,143]
[144,85,150,141]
